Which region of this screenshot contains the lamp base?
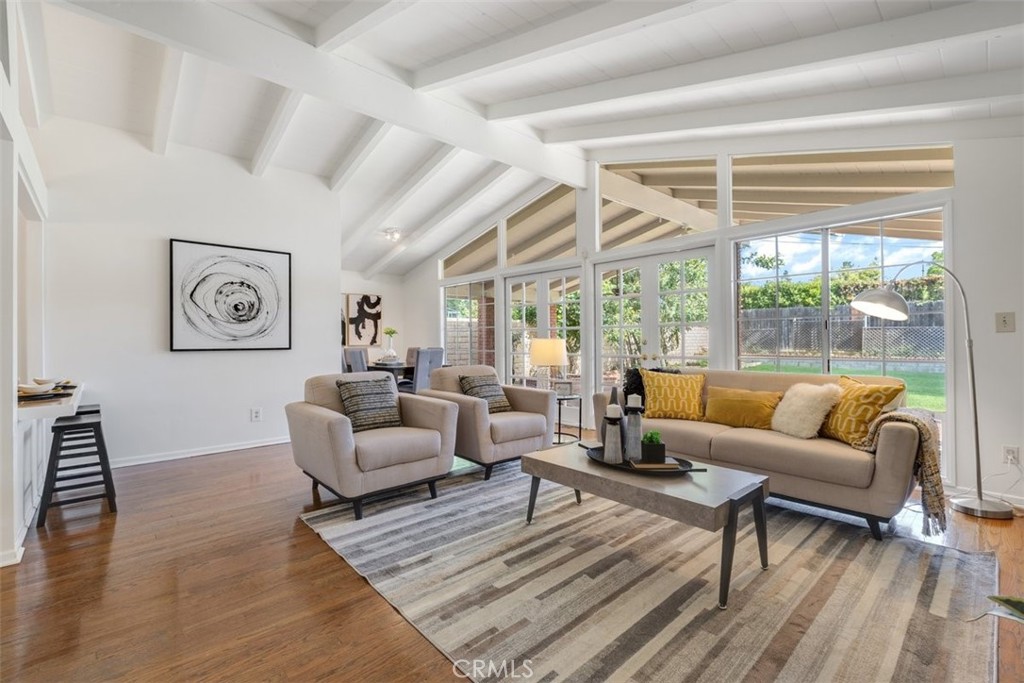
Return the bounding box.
[949,495,1014,519]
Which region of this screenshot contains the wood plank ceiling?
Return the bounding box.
[20,0,1024,276]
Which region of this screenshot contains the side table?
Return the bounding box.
[554,394,582,444]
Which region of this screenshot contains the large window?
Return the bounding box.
[736,210,945,411]
[598,250,712,391]
[444,280,495,367]
[443,226,497,279]
[506,186,577,267]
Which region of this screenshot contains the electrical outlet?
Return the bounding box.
[1003,445,1020,465]
[996,312,1016,333]
[250,407,263,423]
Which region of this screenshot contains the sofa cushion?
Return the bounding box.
[711,428,875,488]
[643,418,730,460]
[490,411,546,443]
[355,427,441,471]
[821,376,905,447]
[772,382,843,438]
[704,387,782,430]
[336,377,401,433]
[640,369,705,420]
[460,374,513,413]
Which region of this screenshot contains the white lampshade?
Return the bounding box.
[530,337,568,366]
[850,287,910,321]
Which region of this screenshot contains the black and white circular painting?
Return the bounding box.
[171,240,291,351]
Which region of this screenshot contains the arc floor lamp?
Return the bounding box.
[851,262,1013,519]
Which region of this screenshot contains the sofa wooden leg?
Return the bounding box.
[484,465,493,481]
[574,489,582,505]
[311,479,318,493]
[428,481,438,499]
[867,518,883,540]
[352,500,364,521]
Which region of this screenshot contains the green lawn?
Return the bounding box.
[744,362,946,412]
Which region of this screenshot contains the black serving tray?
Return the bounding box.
[583,447,698,476]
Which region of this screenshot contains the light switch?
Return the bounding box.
[996,312,1016,333]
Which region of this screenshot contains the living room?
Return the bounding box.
[2,0,1023,680]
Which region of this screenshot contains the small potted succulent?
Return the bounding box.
[641,430,665,463]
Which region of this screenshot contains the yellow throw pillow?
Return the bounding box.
[705,387,783,430]
[821,376,905,447]
[640,369,705,420]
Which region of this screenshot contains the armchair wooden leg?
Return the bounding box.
[311,479,318,493]
[428,481,438,499]
[484,465,493,481]
[867,517,883,540]
[352,500,364,521]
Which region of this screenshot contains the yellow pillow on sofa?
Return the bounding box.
[704,387,782,430]
[820,376,905,447]
[640,369,705,420]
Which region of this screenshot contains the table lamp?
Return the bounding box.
[851,262,1013,519]
[530,338,568,388]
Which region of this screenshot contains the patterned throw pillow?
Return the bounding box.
[820,376,905,447]
[459,374,512,414]
[640,369,705,420]
[705,387,783,430]
[622,367,682,404]
[336,377,401,433]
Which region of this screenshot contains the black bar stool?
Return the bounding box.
[36,413,117,527]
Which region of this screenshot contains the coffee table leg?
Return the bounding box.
[752,488,769,570]
[574,489,581,505]
[718,501,740,610]
[526,476,541,523]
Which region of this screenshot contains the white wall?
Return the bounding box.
[31,117,353,467]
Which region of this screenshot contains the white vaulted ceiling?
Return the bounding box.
[18,0,1024,276]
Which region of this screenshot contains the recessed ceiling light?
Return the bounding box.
[383,227,401,242]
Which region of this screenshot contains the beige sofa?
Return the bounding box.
[286,372,458,519]
[594,369,919,539]
[421,365,556,480]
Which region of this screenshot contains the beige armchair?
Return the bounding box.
[285,372,457,519]
[420,365,555,480]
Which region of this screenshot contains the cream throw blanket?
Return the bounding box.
[855,408,946,536]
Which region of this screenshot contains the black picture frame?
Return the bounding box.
[170,239,292,351]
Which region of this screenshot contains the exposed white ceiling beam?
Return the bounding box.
[316,1,415,52]
[414,0,729,92]
[251,89,304,176]
[16,1,53,128]
[151,46,184,155]
[546,69,1024,145]
[329,120,393,192]
[57,0,587,187]
[214,1,314,44]
[600,169,717,231]
[364,165,516,278]
[341,144,460,252]
[488,2,1024,121]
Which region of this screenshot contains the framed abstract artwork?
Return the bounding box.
[170,239,291,351]
[346,293,382,346]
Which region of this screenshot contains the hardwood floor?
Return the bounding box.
[2,442,1021,682]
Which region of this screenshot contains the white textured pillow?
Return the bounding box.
[771,383,843,439]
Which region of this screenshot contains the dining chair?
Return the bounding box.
[343,347,369,373]
[398,347,445,394]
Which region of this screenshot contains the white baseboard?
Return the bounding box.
[1,546,25,567]
[110,436,291,469]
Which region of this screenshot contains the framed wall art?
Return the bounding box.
[170,239,291,351]
[345,293,382,346]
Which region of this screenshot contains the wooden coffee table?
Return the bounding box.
[521,443,769,609]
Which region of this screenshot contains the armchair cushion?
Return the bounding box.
[355,427,443,471]
[490,411,546,443]
[459,374,512,414]
[336,377,401,432]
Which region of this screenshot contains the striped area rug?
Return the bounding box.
[302,464,996,683]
